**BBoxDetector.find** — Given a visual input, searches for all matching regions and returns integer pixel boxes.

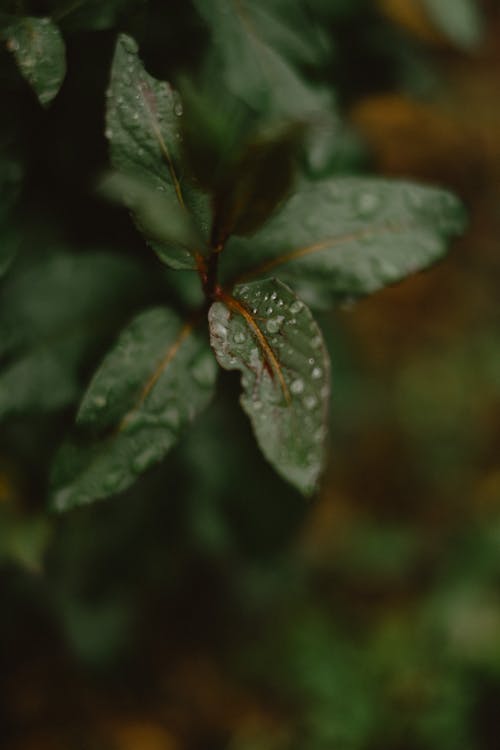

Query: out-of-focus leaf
[420,0,483,50]
[51,307,217,510]
[54,0,142,32]
[211,123,303,246]
[192,0,334,122]
[209,278,329,495]
[180,76,255,191]
[221,177,466,304]
[106,33,209,269]
[0,505,51,572]
[99,172,206,258]
[0,252,147,419]
[4,17,66,106]
[0,151,23,277]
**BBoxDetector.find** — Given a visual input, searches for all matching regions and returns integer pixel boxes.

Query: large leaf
[220,177,466,303]
[51,308,217,510]
[106,33,209,269]
[5,17,66,106]
[192,0,334,122]
[0,252,147,419]
[208,278,330,495]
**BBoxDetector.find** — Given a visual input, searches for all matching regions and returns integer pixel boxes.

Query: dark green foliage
[2,4,492,745]
[0,10,465,503]
[3,16,66,106]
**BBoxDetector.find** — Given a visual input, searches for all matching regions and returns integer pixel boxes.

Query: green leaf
[99,172,206,256]
[421,0,483,50]
[51,307,217,510]
[5,17,66,106]
[192,0,334,122]
[220,177,466,304]
[106,33,209,270]
[179,76,255,192]
[208,278,330,495]
[0,252,147,419]
[210,123,303,247]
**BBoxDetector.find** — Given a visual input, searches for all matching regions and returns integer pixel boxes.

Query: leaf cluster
[0,1,467,509]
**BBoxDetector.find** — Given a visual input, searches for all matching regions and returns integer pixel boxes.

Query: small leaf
[209,278,330,495]
[5,17,66,106]
[51,308,217,510]
[211,123,303,247]
[99,172,206,257]
[221,177,466,303]
[0,252,147,419]
[106,33,209,269]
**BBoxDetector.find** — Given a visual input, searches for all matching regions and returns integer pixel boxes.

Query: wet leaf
[106,34,209,269]
[221,177,466,303]
[51,307,217,510]
[0,252,147,419]
[209,278,329,495]
[5,17,66,106]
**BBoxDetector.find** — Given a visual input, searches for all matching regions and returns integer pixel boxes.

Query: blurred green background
[1,1,500,748]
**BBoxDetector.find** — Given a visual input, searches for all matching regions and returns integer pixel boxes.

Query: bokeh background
[1,0,500,748]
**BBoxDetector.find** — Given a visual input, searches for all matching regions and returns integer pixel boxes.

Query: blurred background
[1,0,500,748]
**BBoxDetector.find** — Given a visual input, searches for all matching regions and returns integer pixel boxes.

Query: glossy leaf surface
[5,17,66,106]
[51,307,217,510]
[106,34,209,269]
[209,278,329,495]
[221,177,466,303]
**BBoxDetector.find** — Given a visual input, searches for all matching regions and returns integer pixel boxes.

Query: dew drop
[311,367,323,380]
[303,395,317,410]
[356,192,380,215]
[211,321,227,339]
[291,378,304,395]
[311,335,322,349]
[92,394,107,410]
[174,100,183,117]
[266,316,283,334]
[233,330,246,344]
[289,300,303,315]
